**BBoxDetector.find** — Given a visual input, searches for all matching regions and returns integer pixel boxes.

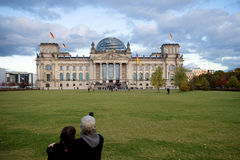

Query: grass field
[0,90,240,160]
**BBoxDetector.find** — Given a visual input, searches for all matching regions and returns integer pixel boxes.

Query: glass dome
[96,37,126,51]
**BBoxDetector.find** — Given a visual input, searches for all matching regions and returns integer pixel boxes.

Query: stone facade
[36,37,183,90]
[186,68,214,81]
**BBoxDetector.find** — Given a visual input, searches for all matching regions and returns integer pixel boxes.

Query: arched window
[45,65,52,70]
[79,73,83,81]
[60,73,63,81]
[133,72,136,80]
[66,73,70,81]
[139,73,143,81]
[73,73,76,81]
[169,65,175,71]
[145,73,150,81]
[86,73,89,81]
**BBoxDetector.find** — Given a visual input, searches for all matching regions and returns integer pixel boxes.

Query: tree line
[188,68,240,91]
[150,66,240,91]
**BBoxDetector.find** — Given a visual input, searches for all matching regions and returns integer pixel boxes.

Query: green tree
[150,67,165,92]
[200,77,210,90]
[226,76,240,88]
[174,66,188,91]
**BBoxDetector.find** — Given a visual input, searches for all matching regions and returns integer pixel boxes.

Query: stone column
[165,63,168,80]
[93,63,96,81]
[142,64,145,81]
[106,63,109,82]
[113,63,115,82]
[53,64,56,87]
[120,63,122,82]
[100,63,102,82]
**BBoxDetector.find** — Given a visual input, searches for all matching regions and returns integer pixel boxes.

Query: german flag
[170,33,173,40]
[62,43,66,48]
[137,55,142,66]
[50,32,54,39]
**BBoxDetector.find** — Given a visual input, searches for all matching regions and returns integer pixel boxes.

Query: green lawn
[0,90,240,160]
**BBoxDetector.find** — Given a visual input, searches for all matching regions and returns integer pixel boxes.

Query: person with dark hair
[47,126,76,160]
[73,115,104,160]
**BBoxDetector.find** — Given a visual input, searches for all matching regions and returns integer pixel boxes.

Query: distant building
[186,68,214,81]
[5,72,34,87]
[36,37,184,90]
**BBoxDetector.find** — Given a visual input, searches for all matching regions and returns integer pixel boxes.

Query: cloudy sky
[0,0,239,73]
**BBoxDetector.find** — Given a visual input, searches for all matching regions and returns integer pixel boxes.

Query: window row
[133,72,150,81]
[132,65,176,71]
[60,65,89,71]
[59,73,89,81]
[45,65,89,71]
[133,65,156,71]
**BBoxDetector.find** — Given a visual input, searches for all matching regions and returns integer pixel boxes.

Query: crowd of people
[47,114,104,160]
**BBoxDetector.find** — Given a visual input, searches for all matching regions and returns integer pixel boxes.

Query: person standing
[73,115,104,160]
[167,88,170,95]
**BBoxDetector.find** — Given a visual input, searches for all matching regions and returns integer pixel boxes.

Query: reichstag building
[36,37,183,90]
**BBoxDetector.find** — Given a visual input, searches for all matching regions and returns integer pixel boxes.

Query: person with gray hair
[73,115,104,160]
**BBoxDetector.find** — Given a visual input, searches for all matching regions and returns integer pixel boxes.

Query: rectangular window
[139,66,142,71]
[145,66,149,70]
[79,66,82,71]
[46,74,50,81]
[133,66,136,71]
[66,66,69,70]
[86,66,89,71]
[152,66,155,71]
[73,66,76,71]
[60,66,63,70]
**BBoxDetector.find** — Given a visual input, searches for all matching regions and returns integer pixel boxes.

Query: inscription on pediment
[94,53,129,60]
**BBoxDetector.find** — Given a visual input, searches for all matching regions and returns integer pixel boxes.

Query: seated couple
[47,115,104,160]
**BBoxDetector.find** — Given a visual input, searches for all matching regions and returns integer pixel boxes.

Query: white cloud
[221,56,240,61]
[0,55,36,73]
[184,53,228,71]
[201,36,207,42]
[185,34,191,39]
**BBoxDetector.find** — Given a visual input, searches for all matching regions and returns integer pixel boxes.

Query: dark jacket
[47,143,74,160]
[73,134,104,160]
